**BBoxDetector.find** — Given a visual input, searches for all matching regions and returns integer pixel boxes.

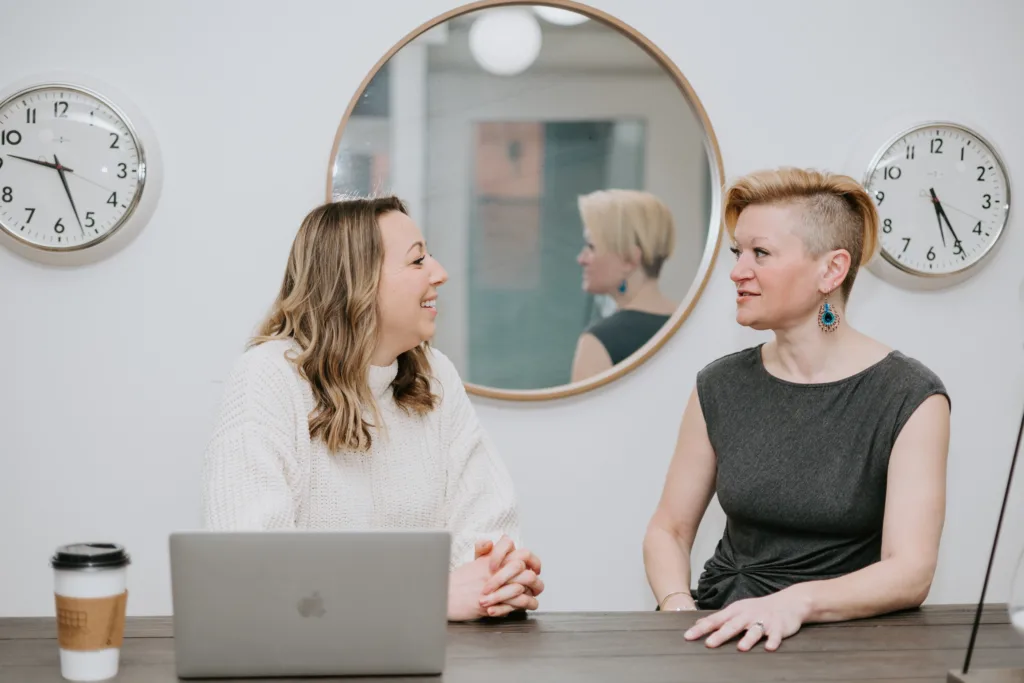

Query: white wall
[2,0,1023,617]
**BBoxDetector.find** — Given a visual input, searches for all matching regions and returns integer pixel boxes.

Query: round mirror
[327,0,724,400]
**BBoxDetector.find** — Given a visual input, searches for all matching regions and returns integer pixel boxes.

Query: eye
[754,248,769,257]
[412,255,426,266]
[729,246,740,258]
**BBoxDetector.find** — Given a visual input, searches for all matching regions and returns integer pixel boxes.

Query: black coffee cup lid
[51,543,130,570]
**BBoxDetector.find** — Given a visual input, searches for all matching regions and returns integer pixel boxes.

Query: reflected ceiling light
[468,8,542,76]
[533,6,590,26]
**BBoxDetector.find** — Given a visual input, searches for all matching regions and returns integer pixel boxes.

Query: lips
[421,298,436,309]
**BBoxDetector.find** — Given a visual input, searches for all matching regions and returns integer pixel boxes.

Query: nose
[577,247,589,266]
[429,256,448,286]
[730,253,753,285]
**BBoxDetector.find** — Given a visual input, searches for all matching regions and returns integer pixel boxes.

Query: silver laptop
[169,530,451,679]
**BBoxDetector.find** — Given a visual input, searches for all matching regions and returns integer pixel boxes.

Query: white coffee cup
[50,543,131,682]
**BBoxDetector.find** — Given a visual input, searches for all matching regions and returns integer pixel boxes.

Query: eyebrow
[406,241,425,255]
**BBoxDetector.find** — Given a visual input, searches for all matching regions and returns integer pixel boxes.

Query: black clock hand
[936,201,963,254]
[930,188,964,256]
[6,154,73,172]
[928,188,946,247]
[53,155,84,234]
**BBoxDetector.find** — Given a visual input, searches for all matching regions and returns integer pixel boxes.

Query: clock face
[0,84,145,251]
[864,123,1010,276]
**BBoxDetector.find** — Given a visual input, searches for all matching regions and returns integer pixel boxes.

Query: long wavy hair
[251,196,438,452]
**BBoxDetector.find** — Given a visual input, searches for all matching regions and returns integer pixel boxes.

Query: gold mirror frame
[326,0,725,401]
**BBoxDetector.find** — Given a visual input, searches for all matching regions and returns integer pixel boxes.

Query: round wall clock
[863,121,1010,280]
[0,77,161,264]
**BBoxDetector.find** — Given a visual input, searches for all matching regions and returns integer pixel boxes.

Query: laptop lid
[169,530,450,679]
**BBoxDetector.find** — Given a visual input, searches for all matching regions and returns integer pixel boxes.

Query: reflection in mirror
[331,3,721,398]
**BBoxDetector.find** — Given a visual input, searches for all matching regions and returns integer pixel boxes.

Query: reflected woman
[571,189,678,382]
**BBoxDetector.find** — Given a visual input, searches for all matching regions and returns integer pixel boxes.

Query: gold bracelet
[658,591,692,610]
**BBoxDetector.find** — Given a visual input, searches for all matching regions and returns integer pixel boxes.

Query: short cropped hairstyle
[723,167,879,300]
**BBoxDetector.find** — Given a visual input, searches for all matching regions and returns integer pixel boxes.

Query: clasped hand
[448,535,544,621]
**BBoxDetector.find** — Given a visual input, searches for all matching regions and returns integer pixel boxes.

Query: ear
[627,244,643,270]
[820,248,852,294]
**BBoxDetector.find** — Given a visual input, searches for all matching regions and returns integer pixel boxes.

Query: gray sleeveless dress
[693,344,949,610]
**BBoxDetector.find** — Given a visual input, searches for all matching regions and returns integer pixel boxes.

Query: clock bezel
[0,82,149,253]
[862,120,1011,279]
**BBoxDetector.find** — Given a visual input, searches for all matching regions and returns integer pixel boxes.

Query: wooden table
[3,605,1023,682]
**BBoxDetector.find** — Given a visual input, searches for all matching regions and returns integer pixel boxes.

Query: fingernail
[488,607,497,616]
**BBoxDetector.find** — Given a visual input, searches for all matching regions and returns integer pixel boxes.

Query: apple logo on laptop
[296,591,326,618]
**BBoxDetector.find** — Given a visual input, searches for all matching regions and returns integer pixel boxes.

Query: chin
[735,311,770,331]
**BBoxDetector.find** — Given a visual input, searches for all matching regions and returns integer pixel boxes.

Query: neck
[614,276,660,310]
[370,342,401,368]
[767,306,857,382]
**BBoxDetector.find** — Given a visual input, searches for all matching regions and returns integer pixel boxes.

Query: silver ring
[751,620,765,633]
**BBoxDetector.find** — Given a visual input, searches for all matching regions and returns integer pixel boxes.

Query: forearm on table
[784,557,935,624]
[643,525,695,604]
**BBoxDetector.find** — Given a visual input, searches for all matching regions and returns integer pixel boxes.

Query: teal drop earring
[818,292,840,333]
[618,279,628,294]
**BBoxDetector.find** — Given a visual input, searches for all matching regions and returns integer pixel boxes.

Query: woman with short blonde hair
[644,168,949,652]
[203,196,544,621]
[573,189,679,381]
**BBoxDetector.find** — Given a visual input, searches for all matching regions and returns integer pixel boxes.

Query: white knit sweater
[201,339,521,569]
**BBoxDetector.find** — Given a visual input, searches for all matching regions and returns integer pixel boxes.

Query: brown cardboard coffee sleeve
[54,591,128,651]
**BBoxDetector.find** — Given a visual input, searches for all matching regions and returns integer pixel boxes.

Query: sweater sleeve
[202,345,302,530]
[432,349,522,569]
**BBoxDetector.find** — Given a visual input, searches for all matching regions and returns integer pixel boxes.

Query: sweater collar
[369,361,398,399]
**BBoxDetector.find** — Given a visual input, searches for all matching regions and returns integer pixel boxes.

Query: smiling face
[376,210,448,356]
[730,202,843,331]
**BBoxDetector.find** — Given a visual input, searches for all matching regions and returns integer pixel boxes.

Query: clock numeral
[874,190,885,205]
[960,147,965,161]
[89,110,95,126]
[1,186,11,203]
[882,218,892,234]
[905,146,915,160]
[883,166,902,180]
[977,166,987,182]
[973,221,983,235]
[953,239,964,256]
[0,129,22,146]
[107,192,117,206]
[926,246,936,261]
[24,207,35,224]
[25,108,37,124]
[0,157,4,170]
[930,138,943,154]
[109,132,119,149]
[901,237,911,253]
[85,211,95,228]
[54,218,65,234]
[53,101,69,119]
[982,194,992,209]
[117,163,127,179]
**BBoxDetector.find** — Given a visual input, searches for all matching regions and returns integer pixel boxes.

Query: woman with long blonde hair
[202,196,543,621]
[643,168,950,651]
